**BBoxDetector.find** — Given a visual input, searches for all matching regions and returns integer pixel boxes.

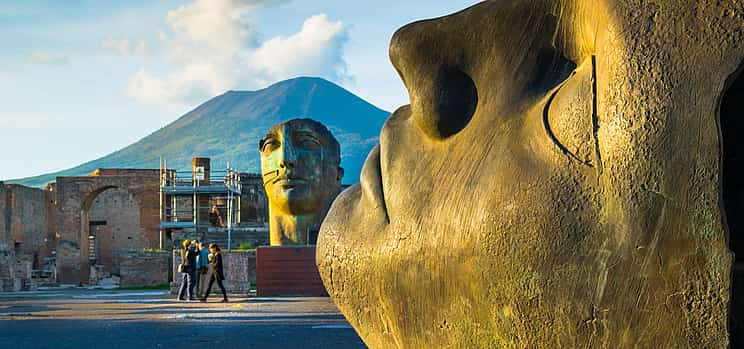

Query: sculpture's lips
[358,143,390,223]
[274,177,307,189]
[356,105,412,224]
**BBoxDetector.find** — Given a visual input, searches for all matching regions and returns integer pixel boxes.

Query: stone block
[119,250,170,287]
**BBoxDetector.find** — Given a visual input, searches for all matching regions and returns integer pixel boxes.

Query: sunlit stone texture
[260,118,344,246]
[317,0,744,347]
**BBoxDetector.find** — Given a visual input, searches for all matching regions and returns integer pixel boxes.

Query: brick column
[192,157,211,229]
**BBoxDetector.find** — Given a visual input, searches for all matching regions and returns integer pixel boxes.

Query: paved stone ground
[0,289,366,349]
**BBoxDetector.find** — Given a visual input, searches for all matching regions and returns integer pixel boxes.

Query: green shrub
[119,283,170,290]
[237,242,256,251]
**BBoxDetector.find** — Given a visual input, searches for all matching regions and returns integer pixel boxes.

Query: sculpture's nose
[278,143,298,169]
[389,12,478,141]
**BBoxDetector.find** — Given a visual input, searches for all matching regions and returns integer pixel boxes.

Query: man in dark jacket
[177,240,198,301]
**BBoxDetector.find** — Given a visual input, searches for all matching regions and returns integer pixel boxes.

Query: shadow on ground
[0,320,366,349]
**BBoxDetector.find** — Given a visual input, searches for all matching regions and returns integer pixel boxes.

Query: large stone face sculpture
[317,0,744,347]
[260,118,343,246]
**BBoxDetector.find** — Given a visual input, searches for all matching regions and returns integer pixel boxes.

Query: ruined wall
[13,254,33,291]
[200,226,270,250]
[222,251,256,292]
[119,250,169,287]
[0,183,8,245]
[238,173,268,227]
[89,188,142,275]
[171,250,256,294]
[55,169,160,285]
[165,196,194,227]
[0,244,15,291]
[4,184,56,268]
[0,245,32,292]
[49,168,272,286]
[0,182,55,292]
[230,227,269,248]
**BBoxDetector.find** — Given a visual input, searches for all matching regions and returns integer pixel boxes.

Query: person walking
[195,241,209,297]
[177,239,198,301]
[194,240,200,297]
[200,243,228,303]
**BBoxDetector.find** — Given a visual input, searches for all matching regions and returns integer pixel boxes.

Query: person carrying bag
[177,240,198,301]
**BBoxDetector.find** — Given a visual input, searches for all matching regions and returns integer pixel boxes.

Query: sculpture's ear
[337,167,344,182]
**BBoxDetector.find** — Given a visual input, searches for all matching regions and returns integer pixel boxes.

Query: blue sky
[0,0,479,180]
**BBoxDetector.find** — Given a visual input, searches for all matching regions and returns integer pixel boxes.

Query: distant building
[0,157,273,290]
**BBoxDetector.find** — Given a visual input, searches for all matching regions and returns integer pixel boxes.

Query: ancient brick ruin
[55,169,161,285]
[0,160,270,291]
[0,182,55,291]
[170,250,256,294]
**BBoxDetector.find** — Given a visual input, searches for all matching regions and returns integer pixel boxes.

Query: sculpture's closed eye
[542,62,596,167]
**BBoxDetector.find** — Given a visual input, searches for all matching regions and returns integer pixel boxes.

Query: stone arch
[82,186,143,279]
[81,185,120,211]
[54,170,161,285]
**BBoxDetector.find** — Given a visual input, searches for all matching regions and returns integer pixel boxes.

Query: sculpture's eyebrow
[293,128,324,142]
[263,131,279,140]
[259,130,281,150]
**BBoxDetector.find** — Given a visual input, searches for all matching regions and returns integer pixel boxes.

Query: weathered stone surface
[0,244,16,292]
[0,183,8,246]
[260,119,343,245]
[0,244,32,292]
[318,1,744,347]
[55,169,161,285]
[0,182,55,291]
[5,184,56,263]
[89,187,142,276]
[171,250,256,294]
[0,183,56,268]
[222,250,257,292]
[238,173,269,228]
[119,251,169,287]
[13,253,34,291]
[202,226,270,251]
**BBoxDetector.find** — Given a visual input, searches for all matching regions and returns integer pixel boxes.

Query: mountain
[9,77,390,188]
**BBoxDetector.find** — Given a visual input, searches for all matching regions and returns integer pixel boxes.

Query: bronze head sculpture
[317,0,744,347]
[260,118,343,246]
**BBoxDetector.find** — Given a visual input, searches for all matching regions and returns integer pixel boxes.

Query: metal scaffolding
[158,158,241,250]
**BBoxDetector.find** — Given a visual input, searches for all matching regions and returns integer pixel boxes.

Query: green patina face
[259,118,343,245]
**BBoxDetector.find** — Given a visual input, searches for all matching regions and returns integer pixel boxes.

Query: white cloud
[124,0,349,105]
[250,14,349,86]
[29,51,67,65]
[127,64,228,104]
[164,0,255,57]
[102,38,148,55]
